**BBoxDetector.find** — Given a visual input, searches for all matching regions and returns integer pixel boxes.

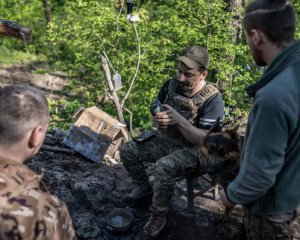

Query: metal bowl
[107,208,133,232]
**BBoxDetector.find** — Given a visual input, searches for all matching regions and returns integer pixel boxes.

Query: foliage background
[1,0,300,130]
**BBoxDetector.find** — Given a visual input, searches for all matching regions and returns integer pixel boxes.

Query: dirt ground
[27,146,300,240]
[1,64,300,240]
[28,147,247,240]
[0,63,74,100]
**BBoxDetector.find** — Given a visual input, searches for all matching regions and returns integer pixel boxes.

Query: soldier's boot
[122,182,153,206]
[143,210,167,237]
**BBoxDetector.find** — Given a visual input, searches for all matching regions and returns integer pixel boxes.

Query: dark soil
[27,148,247,240]
[27,146,300,240]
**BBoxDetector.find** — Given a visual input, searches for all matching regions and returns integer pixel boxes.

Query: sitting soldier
[0,85,76,239]
[120,45,224,238]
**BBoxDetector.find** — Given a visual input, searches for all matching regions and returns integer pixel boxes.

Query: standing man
[0,85,76,239]
[120,45,224,238]
[220,0,300,239]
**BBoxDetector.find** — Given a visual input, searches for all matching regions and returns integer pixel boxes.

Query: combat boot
[122,182,153,206]
[143,210,167,237]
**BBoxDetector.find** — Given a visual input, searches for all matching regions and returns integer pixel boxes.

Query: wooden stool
[176,171,219,212]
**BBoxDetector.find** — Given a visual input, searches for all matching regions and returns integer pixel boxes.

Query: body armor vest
[164,78,219,146]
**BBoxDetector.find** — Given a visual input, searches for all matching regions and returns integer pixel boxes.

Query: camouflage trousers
[119,131,207,212]
[244,210,294,240]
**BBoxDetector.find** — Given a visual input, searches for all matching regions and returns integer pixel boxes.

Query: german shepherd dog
[200,119,243,219]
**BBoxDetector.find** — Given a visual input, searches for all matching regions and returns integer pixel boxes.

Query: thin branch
[116,0,125,72]
[103,51,116,74]
[206,0,211,48]
[100,54,114,91]
[117,0,125,20]
[107,92,114,100]
[124,107,133,139]
[140,40,153,58]
[121,22,141,107]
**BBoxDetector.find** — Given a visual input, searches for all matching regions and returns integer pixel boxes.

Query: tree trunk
[42,0,52,24]
[225,0,243,45]
[219,0,243,90]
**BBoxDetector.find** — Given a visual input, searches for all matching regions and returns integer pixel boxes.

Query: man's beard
[251,45,267,66]
[178,83,191,95]
[178,83,189,90]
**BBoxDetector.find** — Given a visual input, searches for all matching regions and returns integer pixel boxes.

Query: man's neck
[188,80,206,97]
[0,146,25,164]
[264,41,294,65]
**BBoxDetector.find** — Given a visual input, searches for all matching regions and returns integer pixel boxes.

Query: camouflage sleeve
[0,188,76,240]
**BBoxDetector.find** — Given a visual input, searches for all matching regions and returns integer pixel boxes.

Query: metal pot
[106,208,133,232]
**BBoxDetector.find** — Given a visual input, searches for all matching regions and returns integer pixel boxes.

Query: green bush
[1,0,300,129]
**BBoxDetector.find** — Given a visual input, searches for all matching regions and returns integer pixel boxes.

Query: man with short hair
[0,20,76,239]
[0,85,76,239]
[120,45,224,238]
[220,0,300,239]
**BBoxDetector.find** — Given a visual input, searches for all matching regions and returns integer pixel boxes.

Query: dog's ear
[225,125,239,139]
[224,125,242,150]
[207,117,221,135]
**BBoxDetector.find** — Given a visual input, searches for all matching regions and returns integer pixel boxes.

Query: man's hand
[153,104,186,131]
[219,188,235,209]
[152,104,207,146]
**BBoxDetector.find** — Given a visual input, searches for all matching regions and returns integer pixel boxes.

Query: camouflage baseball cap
[178,45,209,69]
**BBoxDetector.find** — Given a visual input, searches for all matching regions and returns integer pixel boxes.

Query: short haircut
[0,85,49,146]
[243,0,296,47]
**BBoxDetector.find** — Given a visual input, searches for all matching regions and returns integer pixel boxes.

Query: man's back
[0,27,76,239]
[0,156,76,240]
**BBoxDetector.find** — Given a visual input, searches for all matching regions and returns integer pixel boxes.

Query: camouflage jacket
[0,156,76,240]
